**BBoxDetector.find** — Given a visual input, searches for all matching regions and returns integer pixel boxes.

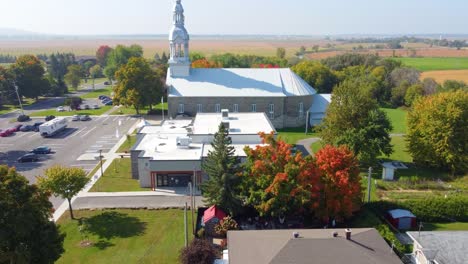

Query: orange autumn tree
[240,132,320,217]
[191,58,220,68]
[314,145,362,222]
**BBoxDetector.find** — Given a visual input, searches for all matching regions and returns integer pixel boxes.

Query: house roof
[308,93,331,113]
[203,205,227,224]
[167,68,317,97]
[407,231,468,264]
[388,209,416,219]
[227,228,402,264]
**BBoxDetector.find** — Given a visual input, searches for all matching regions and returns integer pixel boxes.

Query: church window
[251,104,257,112]
[299,102,304,117]
[215,104,221,113]
[197,104,203,113]
[233,104,239,113]
[269,104,274,119]
[178,103,185,113]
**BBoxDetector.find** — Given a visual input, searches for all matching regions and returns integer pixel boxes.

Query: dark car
[80,115,91,121]
[17,153,39,163]
[0,129,13,137]
[103,100,113,106]
[31,146,51,154]
[17,115,30,122]
[84,104,90,110]
[20,125,34,132]
[45,115,55,121]
[175,112,191,119]
[11,124,23,131]
[104,81,110,85]
[32,122,44,132]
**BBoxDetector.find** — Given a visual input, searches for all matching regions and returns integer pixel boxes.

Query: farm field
[307,48,468,60]
[397,57,468,71]
[421,69,468,84]
[56,209,192,264]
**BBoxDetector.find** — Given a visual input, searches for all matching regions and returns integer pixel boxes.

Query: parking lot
[0,115,137,207]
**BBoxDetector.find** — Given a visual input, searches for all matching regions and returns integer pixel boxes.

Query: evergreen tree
[201,123,242,215]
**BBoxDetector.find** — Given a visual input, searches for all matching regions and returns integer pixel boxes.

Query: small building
[386,209,416,230]
[226,228,402,264]
[382,161,408,181]
[203,205,227,236]
[406,231,468,264]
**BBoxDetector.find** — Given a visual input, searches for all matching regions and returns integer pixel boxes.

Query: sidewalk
[73,195,204,210]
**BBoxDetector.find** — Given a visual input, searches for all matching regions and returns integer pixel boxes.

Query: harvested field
[421,70,468,84]
[307,48,468,60]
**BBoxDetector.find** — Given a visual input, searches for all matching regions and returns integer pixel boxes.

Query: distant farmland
[421,70,468,84]
[397,57,468,71]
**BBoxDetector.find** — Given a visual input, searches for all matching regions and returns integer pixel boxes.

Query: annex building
[131,111,275,189]
[166,0,329,129]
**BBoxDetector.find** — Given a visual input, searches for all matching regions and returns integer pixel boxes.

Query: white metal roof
[167,68,316,97]
[388,209,416,218]
[308,94,331,113]
[192,112,276,135]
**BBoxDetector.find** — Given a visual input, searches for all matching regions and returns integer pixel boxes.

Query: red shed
[203,205,227,225]
[386,209,416,230]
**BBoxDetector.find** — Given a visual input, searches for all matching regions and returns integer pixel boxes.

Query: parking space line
[28,133,39,138]
[81,126,97,138]
[15,133,28,139]
[102,117,110,123]
[112,117,119,122]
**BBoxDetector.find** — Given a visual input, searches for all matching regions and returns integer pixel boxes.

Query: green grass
[56,209,193,264]
[423,222,468,231]
[396,57,468,71]
[310,140,323,155]
[381,108,407,134]
[87,162,103,178]
[80,86,113,99]
[381,136,412,163]
[29,106,113,117]
[276,127,318,144]
[110,103,168,116]
[117,135,137,153]
[0,98,36,115]
[90,158,150,192]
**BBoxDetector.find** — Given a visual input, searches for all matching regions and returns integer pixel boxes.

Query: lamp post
[161,96,165,121]
[99,149,103,191]
[14,84,25,116]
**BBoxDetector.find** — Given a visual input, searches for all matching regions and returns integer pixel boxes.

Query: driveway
[296,137,320,156]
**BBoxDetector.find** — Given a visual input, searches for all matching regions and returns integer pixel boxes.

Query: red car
[11,124,22,132]
[0,129,13,137]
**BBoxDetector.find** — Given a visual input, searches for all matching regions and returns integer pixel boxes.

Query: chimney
[345,229,351,240]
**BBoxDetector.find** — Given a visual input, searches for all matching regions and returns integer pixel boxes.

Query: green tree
[404,83,424,106]
[319,77,393,164]
[440,80,468,92]
[10,55,50,100]
[201,123,242,215]
[0,165,64,264]
[104,44,143,80]
[89,64,102,90]
[114,57,163,114]
[276,47,286,59]
[0,66,16,106]
[407,91,468,174]
[291,61,338,93]
[64,64,83,90]
[38,165,88,219]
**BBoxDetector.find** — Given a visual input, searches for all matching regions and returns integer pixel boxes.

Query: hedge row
[366,195,468,222]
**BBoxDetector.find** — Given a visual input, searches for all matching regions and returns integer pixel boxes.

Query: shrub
[197,227,205,238]
[214,216,239,237]
[180,239,218,264]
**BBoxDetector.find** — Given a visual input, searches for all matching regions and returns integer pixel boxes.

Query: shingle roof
[167,68,316,97]
[407,231,468,264]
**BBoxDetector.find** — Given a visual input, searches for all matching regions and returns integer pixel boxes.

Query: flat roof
[202,144,266,158]
[193,112,276,135]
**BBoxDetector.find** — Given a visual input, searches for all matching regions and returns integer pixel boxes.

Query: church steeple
[168,0,190,77]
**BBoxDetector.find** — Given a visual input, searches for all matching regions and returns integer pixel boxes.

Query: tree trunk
[67,198,74,219]
[92,78,95,90]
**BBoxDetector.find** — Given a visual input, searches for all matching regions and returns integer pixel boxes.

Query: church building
[166,0,323,129]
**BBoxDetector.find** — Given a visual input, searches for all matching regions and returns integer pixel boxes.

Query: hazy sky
[1,0,467,35]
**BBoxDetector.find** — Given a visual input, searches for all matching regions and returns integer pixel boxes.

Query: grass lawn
[117,135,137,153]
[397,57,468,71]
[381,108,407,134]
[423,222,468,231]
[381,136,412,163]
[29,106,113,117]
[56,209,193,264]
[310,140,323,155]
[0,98,36,115]
[110,103,168,116]
[276,127,318,145]
[80,86,113,99]
[90,158,150,192]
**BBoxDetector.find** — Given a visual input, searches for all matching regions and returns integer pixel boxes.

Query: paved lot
[0,115,137,208]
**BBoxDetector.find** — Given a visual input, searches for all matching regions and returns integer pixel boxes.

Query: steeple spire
[168,0,190,77]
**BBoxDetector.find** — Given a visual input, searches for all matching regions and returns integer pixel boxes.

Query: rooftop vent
[221,109,229,120]
[345,229,352,240]
[221,121,230,131]
[176,136,191,149]
[292,232,299,239]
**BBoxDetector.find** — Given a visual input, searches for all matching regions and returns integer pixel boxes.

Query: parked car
[56,106,65,112]
[175,112,191,119]
[6,127,17,133]
[103,100,113,106]
[20,125,34,132]
[12,124,23,132]
[92,104,100,109]
[75,105,82,111]
[0,129,13,137]
[84,105,90,110]
[104,81,110,85]
[98,95,110,100]
[17,115,30,122]
[71,115,81,121]
[45,115,55,121]
[31,146,51,154]
[80,115,91,121]
[17,153,39,163]
[32,122,44,132]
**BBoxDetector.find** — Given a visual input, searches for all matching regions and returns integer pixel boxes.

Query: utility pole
[161,96,165,121]
[305,111,309,135]
[367,167,372,203]
[14,84,25,116]
[184,202,188,247]
[189,182,194,235]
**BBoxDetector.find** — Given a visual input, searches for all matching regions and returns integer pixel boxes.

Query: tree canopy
[10,55,50,99]
[291,61,338,93]
[104,44,143,80]
[407,90,468,174]
[0,165,64,264]
[64,64,83,90]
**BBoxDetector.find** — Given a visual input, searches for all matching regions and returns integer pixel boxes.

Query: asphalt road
[0,115,137,208]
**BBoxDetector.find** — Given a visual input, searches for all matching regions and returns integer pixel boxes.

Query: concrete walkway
[296,137,320,156]
[73,195,204,210]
